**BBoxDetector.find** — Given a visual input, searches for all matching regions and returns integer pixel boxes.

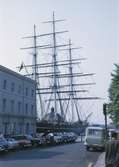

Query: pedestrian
[105,131,119,167]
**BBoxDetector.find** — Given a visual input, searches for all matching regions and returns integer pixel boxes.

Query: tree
[108,64,119,124]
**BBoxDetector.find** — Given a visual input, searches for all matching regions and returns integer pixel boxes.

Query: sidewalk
[94,152,105,167]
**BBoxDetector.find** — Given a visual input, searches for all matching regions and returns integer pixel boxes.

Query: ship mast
[69,39,74,122]
[68,39,82,122]
[33,25,37,118]
[20,25,50,120]
[52,12,58,117]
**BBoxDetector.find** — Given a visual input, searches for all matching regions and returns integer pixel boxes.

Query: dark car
[25,135,41,146]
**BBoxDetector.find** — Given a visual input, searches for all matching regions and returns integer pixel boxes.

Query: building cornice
[0,65,35,84]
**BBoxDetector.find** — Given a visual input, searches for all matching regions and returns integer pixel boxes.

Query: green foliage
[108,64,119,124]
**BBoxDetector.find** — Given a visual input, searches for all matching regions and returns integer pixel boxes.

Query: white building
[0,65,36,136]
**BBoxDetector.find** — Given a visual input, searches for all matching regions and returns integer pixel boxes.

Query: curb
[93,152,105,167]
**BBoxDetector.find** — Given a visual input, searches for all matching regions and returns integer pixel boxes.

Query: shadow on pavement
[0,149,64,161]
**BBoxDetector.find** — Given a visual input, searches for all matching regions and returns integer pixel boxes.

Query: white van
[84,126,105,151]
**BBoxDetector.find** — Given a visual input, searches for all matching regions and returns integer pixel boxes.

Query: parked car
[36,133,47,145]
[6,138,19,150]
[11,135,32,148]
[0,145,6,153]
[0,137,8,151]
[67,132,77,142]
[39,132,53,145]
[62,132,69,143]
[45,133,54,144]
[53,132,62,144]
[25,135,42,146]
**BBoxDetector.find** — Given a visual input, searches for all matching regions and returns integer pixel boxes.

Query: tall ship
[18,13,99,128]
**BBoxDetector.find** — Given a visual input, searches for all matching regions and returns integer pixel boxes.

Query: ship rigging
[18,12,99,125]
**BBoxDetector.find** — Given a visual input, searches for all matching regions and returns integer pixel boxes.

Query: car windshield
[88,129,103,137]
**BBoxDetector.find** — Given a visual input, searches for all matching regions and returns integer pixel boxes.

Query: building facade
[0,65,36,136]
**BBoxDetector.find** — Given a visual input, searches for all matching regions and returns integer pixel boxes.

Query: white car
[53,133,62,144]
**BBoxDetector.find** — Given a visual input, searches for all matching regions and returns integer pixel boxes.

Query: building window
[18,85,21,94]
[3,80,7,89]
[31,105,34,114]
[19,123,23,134]
[26,88,28,96]
[10,100,14,113]
[11,82,15,92]
[31,89,34,97]
[13,122,16,135]
[3,122,9,135]
[25,103,28,114]
[2,98,6,112]
[18,102,21,113]
[26,123,29,134]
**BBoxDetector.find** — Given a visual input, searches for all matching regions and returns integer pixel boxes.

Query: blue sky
[0,0,119,123]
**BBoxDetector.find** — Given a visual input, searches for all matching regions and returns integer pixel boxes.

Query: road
[0,142,101,167]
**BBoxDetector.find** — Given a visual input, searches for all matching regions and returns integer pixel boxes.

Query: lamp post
[103,103,108,140]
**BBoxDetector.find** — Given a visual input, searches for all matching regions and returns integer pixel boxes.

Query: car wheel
[86,146,90,151]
